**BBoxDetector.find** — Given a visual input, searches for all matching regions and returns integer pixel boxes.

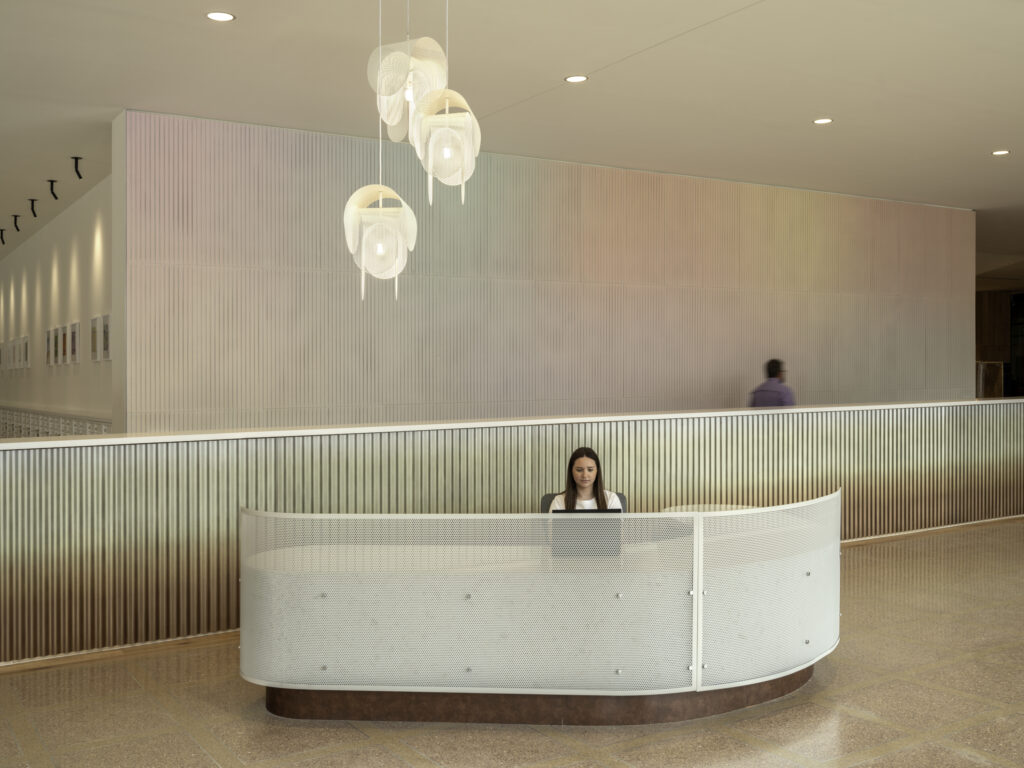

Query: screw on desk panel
[616,593,623,599]
[688,665,694,671]
[319,593,327,598]
[806,571,811,576]
[615,669,623,675]
[466,667,472,672]
[321,665,328,671]
[805,640,810,644]
[465,594,472,599]
[702,663,708,669]
[688,590,694,595]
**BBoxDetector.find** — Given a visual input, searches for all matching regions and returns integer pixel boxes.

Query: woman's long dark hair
[563,446,607,510]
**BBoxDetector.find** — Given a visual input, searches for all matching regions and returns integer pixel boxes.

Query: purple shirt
[749,378,795,408]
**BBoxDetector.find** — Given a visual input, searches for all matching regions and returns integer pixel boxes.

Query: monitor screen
[550,510,622,556]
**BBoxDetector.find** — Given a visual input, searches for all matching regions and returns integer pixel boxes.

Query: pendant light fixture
[343,185,416,299]
[344,0,417,300]
[365,0,480,205]
[409,88,480,205]
[411,0,480,204]
[368,36,447,143]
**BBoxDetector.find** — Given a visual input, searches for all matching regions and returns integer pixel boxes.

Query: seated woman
[550,446,621,510]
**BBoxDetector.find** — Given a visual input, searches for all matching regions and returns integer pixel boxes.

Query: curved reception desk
[239,490,840,724]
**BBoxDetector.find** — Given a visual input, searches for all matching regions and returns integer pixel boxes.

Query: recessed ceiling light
[565,75,588,84]
[206,11,235,22]
[813,117,833,125]
[992,149,1010,156]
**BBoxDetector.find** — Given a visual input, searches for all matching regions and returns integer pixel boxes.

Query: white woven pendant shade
[409,88,481,204]
[343,184,417,299]
[367,37,447,143]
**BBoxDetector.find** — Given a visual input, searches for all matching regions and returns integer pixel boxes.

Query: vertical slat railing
[1,400,1022,663]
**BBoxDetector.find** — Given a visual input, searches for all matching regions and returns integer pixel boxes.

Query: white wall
[0,177,112,421]
[119,112,975,433]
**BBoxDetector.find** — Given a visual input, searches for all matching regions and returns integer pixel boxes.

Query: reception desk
[240,490,841,724]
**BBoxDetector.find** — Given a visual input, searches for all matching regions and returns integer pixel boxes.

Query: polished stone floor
[1,519,1022,768]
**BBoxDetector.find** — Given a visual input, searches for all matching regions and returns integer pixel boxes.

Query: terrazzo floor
[1,519,1022,768]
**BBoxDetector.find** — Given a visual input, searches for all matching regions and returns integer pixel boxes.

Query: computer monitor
[550,509,622,557]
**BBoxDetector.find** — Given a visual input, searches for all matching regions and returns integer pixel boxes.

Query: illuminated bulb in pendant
[425,126,466,204]
[376,242,386,256]
[405,86,414,102]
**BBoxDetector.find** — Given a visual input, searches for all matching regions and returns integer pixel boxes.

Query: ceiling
[2,0,1023,283]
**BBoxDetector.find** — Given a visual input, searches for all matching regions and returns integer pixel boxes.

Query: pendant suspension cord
[398,0,407,305]
[445,0,449,80]
[378,0,383,188]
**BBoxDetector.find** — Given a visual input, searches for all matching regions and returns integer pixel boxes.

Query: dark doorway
[1009,294,1024,397]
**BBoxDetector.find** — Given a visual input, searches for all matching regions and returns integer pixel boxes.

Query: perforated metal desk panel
[240,491,840,696]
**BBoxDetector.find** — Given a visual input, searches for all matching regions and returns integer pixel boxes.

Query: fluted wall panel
[121,112,975,432]
[2,400,1022,663]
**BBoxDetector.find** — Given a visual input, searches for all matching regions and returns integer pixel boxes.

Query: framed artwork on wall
[61,326,68,365]
[14,338,21,368]
[22,336,29,368]
[102,314,111,361]
[91,317,100,361]
[70,322,79,364]
[53,328,61,365]
[46,329,52,365]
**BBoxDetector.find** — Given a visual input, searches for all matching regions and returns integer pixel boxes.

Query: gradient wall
[117,112,975,433]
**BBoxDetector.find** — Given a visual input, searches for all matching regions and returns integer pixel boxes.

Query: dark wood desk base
[266,665,813,725]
